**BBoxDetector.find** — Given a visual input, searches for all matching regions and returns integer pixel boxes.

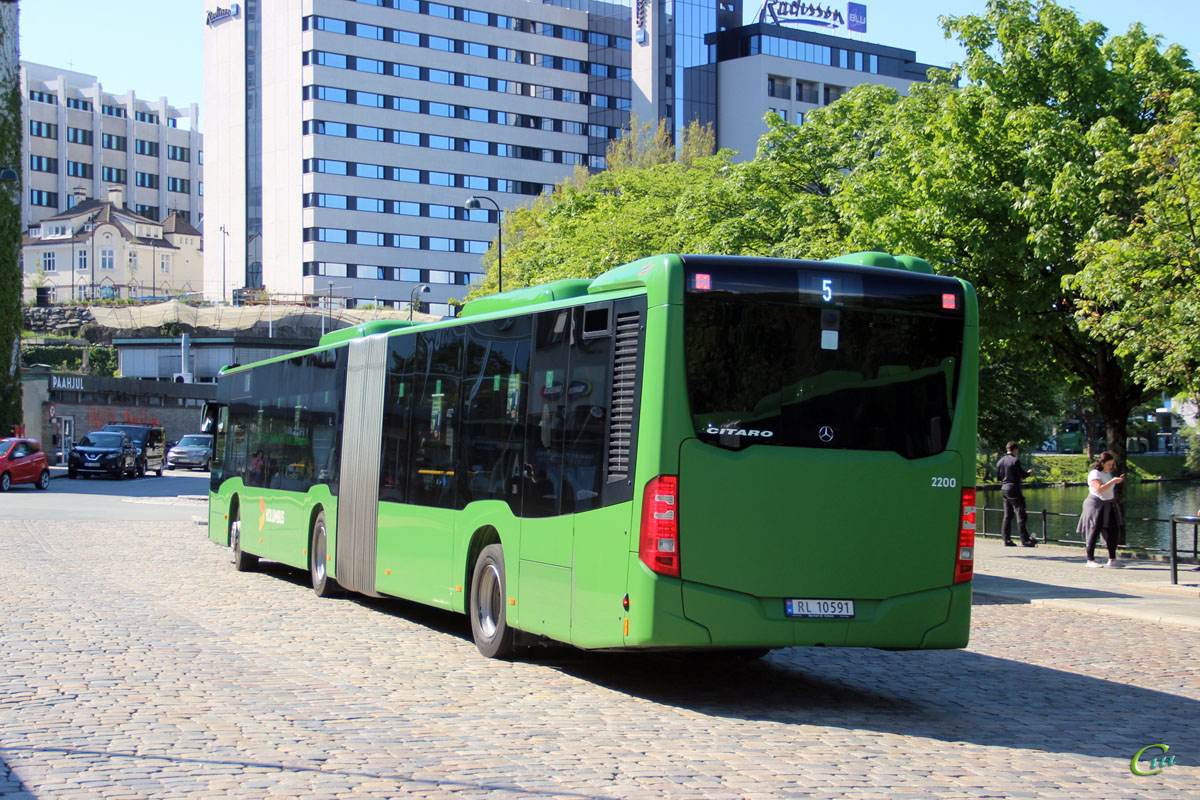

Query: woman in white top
[1075,451,1125,567]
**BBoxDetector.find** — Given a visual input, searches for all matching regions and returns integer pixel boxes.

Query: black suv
[68,431,137,480]
[102,424,166,477]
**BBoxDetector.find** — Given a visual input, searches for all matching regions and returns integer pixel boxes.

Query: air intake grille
[608,310,640,482]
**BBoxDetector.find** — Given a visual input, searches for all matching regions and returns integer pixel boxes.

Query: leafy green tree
[1069,92,1200,396]
[830,0,1200,475]
[0,4,23,433]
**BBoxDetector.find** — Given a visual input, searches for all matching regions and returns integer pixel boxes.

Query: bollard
[1171,517,1179,585]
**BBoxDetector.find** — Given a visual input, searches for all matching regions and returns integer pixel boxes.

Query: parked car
[68,431,137,480]
[102,424,165,477]
[167,433,214,471]
[0,437,51,491]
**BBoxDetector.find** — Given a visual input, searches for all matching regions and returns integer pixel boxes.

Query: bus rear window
[684,261,964,459]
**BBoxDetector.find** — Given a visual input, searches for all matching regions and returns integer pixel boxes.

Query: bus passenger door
[569,300,644,649]
[518,309,574,640]
[335,334,388,597]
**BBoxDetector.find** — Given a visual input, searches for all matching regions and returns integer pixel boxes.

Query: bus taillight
[639,475,680,578]
[955,487,976,583]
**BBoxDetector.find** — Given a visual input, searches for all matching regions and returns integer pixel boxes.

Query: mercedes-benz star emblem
[818,426,835,443]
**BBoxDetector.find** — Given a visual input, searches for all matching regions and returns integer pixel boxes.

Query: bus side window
[524,310,571,518]
[461,316,532,511]
[564,304,612,513]
[407,328,463,510]
[380,335,416,503]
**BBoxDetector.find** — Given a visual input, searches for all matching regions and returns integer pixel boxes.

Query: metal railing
[976,505,1200,572]
[1169,515,1200,585]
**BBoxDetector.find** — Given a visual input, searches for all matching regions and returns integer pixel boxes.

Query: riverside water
[976,480,1200,552]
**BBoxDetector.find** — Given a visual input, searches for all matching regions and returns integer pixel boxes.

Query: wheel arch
[227,492,241,544]
[463,525,503,614]
[308,503,327,560]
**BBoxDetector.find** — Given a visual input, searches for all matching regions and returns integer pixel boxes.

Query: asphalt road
[1,482,1198,798]
[0,469,209,522]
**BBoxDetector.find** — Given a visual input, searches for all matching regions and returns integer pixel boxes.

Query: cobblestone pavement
[2,518,1198,799]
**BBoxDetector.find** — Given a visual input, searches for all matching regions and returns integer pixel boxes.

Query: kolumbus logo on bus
[258,497,285,531]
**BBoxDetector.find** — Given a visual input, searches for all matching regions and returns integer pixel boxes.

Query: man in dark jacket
[996,441,1037,547]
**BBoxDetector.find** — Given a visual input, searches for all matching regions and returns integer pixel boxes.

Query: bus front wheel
[231,505,258,571]
[469,544,515,659]
[310,510,339,598]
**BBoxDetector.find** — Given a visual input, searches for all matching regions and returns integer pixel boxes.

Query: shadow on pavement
[49,471,210,499]
[536,638,1199,764]
[0,756,33,799]
[242,560,1198,766]
[974,574,1139,600]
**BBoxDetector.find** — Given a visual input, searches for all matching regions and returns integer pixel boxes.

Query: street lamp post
[464,195,502,293]
[409,283,430,321]
[218,224,229,303]
[322,282,352,336]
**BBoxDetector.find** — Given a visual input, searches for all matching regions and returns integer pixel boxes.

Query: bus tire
[469,544,516,659]
[310,510,338,598]
[231,504,258,571]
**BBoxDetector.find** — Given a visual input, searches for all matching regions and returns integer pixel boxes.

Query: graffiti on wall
[86,407,163,432]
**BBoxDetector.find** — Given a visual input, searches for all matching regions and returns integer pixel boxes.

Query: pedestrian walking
[996,442,1037,547]
[1076,451,1124,568]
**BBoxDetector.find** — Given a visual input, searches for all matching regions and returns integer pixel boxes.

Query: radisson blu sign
[206,3,240,26]
[758,1,867,34]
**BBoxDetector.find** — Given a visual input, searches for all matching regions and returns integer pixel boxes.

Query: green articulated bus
[204,252,979,658]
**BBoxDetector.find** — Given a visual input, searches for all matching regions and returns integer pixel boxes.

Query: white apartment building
[21,187,205,303]
[203,0,632,314]
[19,62,203,233]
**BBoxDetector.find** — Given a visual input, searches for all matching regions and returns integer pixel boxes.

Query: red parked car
[0,438,51,491]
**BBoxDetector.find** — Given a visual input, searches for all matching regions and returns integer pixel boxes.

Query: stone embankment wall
[23,306,96,337]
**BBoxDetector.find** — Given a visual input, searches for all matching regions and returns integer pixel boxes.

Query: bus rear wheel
[470,544,515,659]
[310,510,338,598]
[231,505,258,571]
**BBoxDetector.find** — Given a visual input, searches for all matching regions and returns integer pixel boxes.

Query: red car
[0,438,51,491]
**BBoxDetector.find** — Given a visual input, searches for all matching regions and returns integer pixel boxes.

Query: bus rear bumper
[679,580,972,650]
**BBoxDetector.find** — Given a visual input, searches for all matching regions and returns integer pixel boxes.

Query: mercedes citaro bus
[204,252,978,658]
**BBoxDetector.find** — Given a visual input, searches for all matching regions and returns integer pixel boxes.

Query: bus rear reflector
[955,487,976,584]
[639,475,680,578]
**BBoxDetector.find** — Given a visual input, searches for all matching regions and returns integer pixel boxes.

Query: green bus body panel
[209,480,336,571]
[520,513,572,567]
[624,553,712,647]
[376,502,455,608]
[920,583,972,648]
[825,251,933,274]
[459,279,593,318]
[676,444,965,599]
[680,581,956,648]
[318,320,418,348]
[587,254,684,308]
[517,560,572,640]
[571,503,636,648]
[208,489,226,544]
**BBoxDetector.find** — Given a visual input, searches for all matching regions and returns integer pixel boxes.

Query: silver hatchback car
[167,433,214,471]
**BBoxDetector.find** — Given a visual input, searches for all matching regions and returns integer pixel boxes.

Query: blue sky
[17,1,1200,120]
